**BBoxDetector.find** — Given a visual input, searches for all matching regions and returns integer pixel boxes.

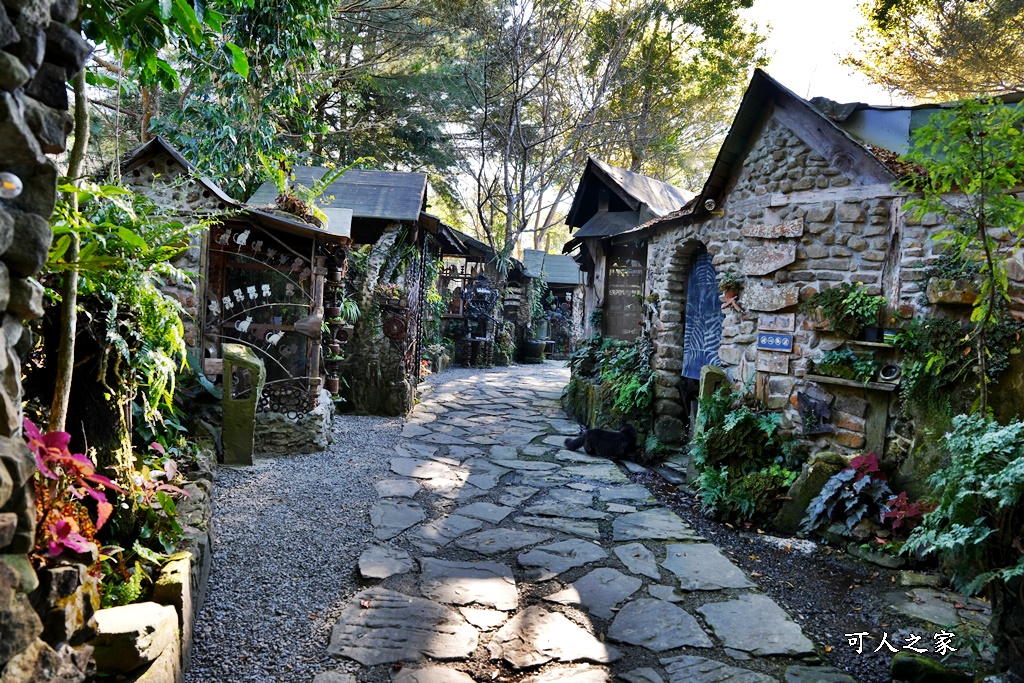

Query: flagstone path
[318,363,857,683]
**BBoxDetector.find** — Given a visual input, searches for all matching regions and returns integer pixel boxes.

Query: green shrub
[800,282,887,337]
[690,385,802,522]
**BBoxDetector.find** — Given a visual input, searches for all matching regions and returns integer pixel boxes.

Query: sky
[741,0,914,106]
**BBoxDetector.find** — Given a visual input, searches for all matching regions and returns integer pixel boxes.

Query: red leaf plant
[26,418,124,563]
[882,491,937,533]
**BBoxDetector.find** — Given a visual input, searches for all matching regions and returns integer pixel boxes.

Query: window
[603,243,646,340]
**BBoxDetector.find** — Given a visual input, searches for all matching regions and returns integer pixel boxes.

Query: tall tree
[847,0,1024,100]
[434,0,762,266]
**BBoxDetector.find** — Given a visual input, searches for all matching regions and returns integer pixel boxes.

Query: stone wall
[0,0,94,679]
[644,116,936,457]
[124,149,228,355]
[254,389,335,454]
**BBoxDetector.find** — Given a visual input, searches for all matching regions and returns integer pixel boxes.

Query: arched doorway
[680,246,724,434]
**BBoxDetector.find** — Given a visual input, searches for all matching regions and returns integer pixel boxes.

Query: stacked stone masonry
[0,0,93,679]
[644,116,1000,461]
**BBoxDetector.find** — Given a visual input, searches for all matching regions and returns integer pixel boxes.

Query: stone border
[90,445,216,682]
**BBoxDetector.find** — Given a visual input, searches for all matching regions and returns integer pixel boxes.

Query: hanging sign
[757,332,793,352]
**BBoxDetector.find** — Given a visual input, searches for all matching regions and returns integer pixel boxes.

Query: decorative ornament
[267,248,278,259]
[299,267,312,281]
[285,283,296,297]
[261,284,272,298]
[216,230,233,245]
[266,330,285,346]
[234,316,253,333]
[233,288,245,303]
[208,298,221,316]
[233,229,251,246]
[247,285,258,300]
[222,296,234,311]
[252,240,264,253]
[383,316,407,340]
[0,172,23,198]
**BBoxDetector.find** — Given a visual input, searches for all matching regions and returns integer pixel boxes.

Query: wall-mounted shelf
[804,373,899,393]
[845,340,894,349]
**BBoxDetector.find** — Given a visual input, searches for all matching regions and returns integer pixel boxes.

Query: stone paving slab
[561,463,630,484]
[698,594,815,657]
[543,567,642,619]
[515,515,601,539]
[523,666,611,682]
[327,587,478,666]
[522,503,608,520]
[391,666,476,683]
[517,539,610,581]
[374,479,422,498]
[607,598,713,651]
[458,606,508,630]
[455,528,552,556]
[661,543,755,591]
[613,509,703,542]
[456,501,515,523]
[498,485,539,507]
[660,655,776,683]
[390,457,455,479]
[491,459,561,471]
[358,545,414,579]
[409,515,484,551]
[540,488,594,506]
[487,605,621,669]
[598,485,656,503]
[621,668,665,683]
[418,557,518,610]
[614,542,661,580]
[370,501,426,540]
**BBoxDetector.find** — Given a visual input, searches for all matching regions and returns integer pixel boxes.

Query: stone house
[565,69,1024,475]
[562,156,692,341]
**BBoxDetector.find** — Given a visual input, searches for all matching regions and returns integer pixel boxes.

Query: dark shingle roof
[522,249,582,285]
[248,166,428,222]
[573,210,641,239]
[589,158,693,216]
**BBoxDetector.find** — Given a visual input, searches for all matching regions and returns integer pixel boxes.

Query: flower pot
[325,376,341,394]
[326,341,342,356]
[862,327,883,343]
[329,269,343,282]
[522,339,546,364]
[325,306,342,319]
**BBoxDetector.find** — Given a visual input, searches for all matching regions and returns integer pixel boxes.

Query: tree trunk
[49,67,89,432]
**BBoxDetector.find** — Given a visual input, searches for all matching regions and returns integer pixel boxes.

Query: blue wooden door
[682,250,724,379]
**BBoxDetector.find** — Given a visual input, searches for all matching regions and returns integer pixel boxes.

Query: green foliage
[901,97,1024,413]
[690,385,803,522]
[494,321,516,366]
[814,349,878,383]
[892,315,1024,410]
[48,184,205,419]
[802,453,894,537]
[566,334,655,445]
[82,0,250,90]
[922,252,982,282]
[801,282,887,337]
[904,414,1024,596]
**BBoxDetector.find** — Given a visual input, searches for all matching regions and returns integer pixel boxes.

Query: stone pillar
[221,343,266,466]
[1,0,93,678]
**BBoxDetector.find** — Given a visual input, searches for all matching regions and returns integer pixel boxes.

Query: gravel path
[185,367,509,683]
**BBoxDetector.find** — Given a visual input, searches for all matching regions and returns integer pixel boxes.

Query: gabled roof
[564,157,693,230]
[619,68,900,239]
[248,166,428,222]
[120,137,352,243]
[522,249,582,285]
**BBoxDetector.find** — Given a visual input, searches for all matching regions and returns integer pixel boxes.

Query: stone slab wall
[644,116,946,457]
[0,0,95,679]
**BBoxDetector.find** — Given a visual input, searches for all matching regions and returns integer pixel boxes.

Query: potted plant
[718,271,743,297]
[374,283,404,307]
[325,305,343,319]
[325,339,342,356]
[800,282,887,338]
